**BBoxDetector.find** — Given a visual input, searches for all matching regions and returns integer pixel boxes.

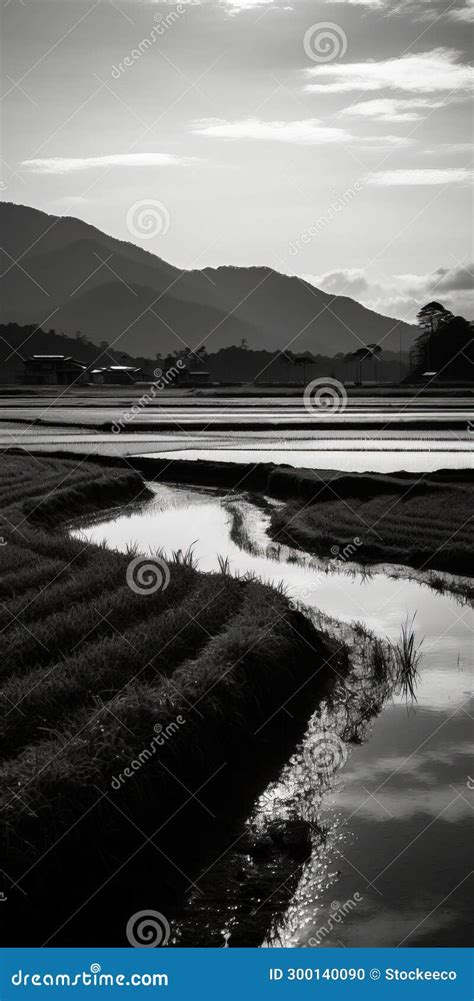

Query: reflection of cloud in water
[341,742,474,790]
[302,903,460,949]
[334,785,472,823]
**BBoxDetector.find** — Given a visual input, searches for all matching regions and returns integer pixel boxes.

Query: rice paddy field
[268,475,474,576]
[1,448,472,949]
[0,452,345,946]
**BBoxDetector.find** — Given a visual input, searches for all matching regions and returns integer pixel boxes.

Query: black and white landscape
[0,0,472,957]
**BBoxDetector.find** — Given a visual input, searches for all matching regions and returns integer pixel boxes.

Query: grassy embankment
[127,457,473,580]
[0,453,345,946]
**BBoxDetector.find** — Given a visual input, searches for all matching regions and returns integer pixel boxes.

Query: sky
[1,0,473,321]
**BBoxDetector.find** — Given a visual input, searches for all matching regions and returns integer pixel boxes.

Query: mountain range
[0,202,417,360]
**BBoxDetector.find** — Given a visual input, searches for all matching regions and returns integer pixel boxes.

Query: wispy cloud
[192,117,351,144]
[219,0,283,10]
[327,0,473,19]
[341,97,445,122]
[423,142,473,155]
[192,117,412,146]
[368,168,473,185]
[305,49,473,94]
[20,153,194,174]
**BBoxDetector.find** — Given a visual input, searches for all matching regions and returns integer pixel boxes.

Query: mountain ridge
[0,202,417,359]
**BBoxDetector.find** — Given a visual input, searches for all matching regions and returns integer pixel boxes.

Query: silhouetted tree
[410,302,473,380]
[367,343,382,381]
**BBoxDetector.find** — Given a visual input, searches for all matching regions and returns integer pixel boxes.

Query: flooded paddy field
[1,388,472,472]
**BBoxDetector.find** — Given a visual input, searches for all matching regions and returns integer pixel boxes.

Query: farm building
[24,355,87,386]
[91,365,143,385]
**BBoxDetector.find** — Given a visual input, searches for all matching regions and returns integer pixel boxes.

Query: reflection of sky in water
[141,446,472,474]
[75,483,472,652]
[73,484,473,948]
[280,696,473,948]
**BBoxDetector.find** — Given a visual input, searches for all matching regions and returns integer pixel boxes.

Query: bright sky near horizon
[2,0,473,321]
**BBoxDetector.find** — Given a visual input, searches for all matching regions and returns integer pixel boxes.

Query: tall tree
[367,343,382,382]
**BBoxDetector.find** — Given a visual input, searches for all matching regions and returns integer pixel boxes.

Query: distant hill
[0,202,417,359]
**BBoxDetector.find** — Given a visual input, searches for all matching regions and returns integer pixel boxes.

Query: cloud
[341,97,445,122]
[306,263,474,321]
[368,168,473,185]
[308,268,371,298]
[219,0,283,9]
[192,117,412,146]
[192,117,352,144]
[20,153,193,174]
[449,1,474,20]
[305,48,473,94]
[422,143,473,155]
[327,0,473,18]
[434,263,473,292]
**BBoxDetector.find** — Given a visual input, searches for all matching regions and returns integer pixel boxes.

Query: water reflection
[141,445,472,474]
[73,483,473,947]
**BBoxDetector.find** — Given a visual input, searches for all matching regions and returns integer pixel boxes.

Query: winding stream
[73,482,473,948]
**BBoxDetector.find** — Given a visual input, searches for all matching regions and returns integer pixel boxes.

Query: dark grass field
[268,480,473,576]
[0,453,343,946]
